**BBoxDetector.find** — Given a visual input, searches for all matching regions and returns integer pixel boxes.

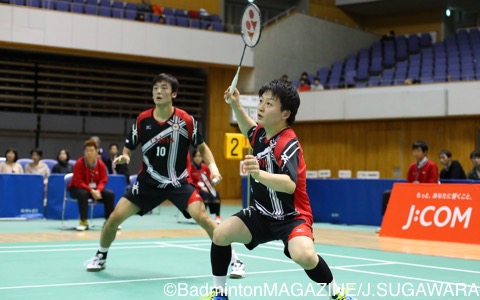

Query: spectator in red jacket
[378,141,438,233]
[69,139,115,231]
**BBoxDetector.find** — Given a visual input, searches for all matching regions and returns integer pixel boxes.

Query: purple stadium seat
[380,69,394,86]
[176,17,189,27]
[407,34,420,54]
[70,2,84,13]
[419,33,432,48]
[111,6,123,18]
[56,1,70,11]
[317,67,329,86]
[395,36,408,61]
[212,22,225,32]
[99,0,110,6]
[41,0,54,9]
[190,19,200,28]
[84,4,97,15]
[13,0,26,6]
[124,8,137,20]
[27,0,40,7]
[99,6,110,17]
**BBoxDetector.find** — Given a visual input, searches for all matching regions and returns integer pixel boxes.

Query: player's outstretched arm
[224,87,256,137]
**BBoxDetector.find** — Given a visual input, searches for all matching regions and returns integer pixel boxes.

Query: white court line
[0,240,478,291]
[0,268,305,290]
[2,239,479,276]
[259,243,480,275]
[335,267,479,288]
[0,239,210,249]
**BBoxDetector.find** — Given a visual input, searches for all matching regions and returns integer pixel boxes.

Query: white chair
[68,159,76,167]
[0,157,5,163]
[17,158,33,170]
[40,159,57,173]
[61,173,102,229]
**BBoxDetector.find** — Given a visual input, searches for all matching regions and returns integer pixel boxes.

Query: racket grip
[226,67,240,104]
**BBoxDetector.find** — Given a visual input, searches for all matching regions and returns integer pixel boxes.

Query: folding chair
[40,158,57,173]
[61,173,103,229]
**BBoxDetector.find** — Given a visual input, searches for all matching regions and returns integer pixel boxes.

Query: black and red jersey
[247,125,312,224]
[125,108,204,189]
[189,162,210,190]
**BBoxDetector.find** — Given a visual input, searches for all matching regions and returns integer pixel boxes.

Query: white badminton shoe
[229,259,245,278]
[85,252,107,272]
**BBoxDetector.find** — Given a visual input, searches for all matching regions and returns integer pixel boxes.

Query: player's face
[152,80,176,106]
[257,91,288,129]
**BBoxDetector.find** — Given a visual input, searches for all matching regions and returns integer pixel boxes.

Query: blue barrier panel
[242,177,405,226]
[0,174,44,218]
[45,174,126,220]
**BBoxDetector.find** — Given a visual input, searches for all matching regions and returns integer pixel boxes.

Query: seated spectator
[378,141,438,233]
[136,0,152,21]
[438,149,466,180]
[189,149,222,224]
[467,150,480,180]
[90,136,108,162]
[52,149,73,174]
[297,78,311,92]
[300,71,311,85]
[381,30,396,42]
[25,149,50,186]
[152,4,162,15]
[310,77,324,91]
[404,78,421,85]
[103,143,130,184]
[69,139,115,231]
[280,74,290,83]
[0,148,23,173]
[157,14,166,24]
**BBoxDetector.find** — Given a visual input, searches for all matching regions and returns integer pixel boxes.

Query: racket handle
[226,67,241,104]
[212,178,219,185]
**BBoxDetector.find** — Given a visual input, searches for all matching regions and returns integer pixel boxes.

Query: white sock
[329,279,343,298]
[213,275,227,293]
[99,246,109,253]
[231,249,239,262]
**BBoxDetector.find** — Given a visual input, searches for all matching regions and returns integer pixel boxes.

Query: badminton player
[201,79,356,300]
[84,73,245,278]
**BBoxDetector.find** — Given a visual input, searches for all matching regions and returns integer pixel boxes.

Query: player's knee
[212,225,230,245]
[290,247,317,268]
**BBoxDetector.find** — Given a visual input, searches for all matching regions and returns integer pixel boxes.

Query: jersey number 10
[156,146,166,157]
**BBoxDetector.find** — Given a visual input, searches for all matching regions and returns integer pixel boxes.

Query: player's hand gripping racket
[226,3,262,103]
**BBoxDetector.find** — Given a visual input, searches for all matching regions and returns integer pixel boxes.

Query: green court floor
[0,206,479,299]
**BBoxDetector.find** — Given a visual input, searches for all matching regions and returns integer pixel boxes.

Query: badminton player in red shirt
[201,79,356,300]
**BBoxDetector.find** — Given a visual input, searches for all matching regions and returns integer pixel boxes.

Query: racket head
[241,3,262,48]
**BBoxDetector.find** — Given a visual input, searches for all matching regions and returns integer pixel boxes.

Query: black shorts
[234,206,314,258]
[123,180,202,218]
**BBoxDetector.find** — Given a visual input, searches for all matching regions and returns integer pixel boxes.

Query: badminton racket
[226,3,262,103]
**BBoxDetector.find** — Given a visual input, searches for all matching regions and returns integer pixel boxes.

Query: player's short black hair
[438,149,452,158]
[412,141,428,152]
[258,79,300,126]
[152,73,179,94]
[4,148,18,162]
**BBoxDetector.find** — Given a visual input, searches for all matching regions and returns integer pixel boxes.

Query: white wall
[296,81,480,121]
[0,5,253,67]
